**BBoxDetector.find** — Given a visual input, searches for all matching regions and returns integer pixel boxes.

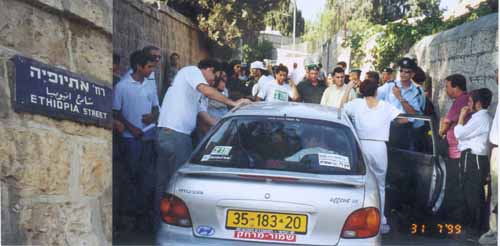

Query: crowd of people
[111,45,498,245]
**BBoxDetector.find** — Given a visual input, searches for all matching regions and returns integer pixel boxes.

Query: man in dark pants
[113,50,160,230]
[439,74,469,224]
[455,88,493,238]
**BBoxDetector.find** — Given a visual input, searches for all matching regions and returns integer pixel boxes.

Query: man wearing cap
[295,64,326,104]
[250,61,274,99]
[377,57,424,149]
[381,67,395,86]
[242,61,264,99]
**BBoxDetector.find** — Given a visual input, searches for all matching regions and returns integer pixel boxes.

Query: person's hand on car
[235,98,252,107]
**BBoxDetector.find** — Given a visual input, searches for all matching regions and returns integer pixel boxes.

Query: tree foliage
[372,0,497,70]
[305,0,497,70]
[371,0,441,24]
[241,40,275,63]
[166,0,288,48]
[264,2,305,37]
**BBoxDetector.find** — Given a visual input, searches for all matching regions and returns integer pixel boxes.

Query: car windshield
[191,116,365,175]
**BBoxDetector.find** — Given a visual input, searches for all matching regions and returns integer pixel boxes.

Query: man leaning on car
[155,59,250,231]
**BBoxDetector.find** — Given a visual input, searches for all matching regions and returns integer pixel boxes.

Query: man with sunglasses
[377,58,424,149]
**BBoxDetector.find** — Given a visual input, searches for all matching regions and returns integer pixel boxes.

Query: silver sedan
[157,102,382,245]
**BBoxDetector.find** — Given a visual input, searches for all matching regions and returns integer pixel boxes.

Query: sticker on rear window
[201,155,211,162]
[318,153,350,170]
[211,146,232,156]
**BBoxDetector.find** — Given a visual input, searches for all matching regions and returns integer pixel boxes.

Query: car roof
[226,102,350,126]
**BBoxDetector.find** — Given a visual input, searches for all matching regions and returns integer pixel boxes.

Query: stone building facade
[113,0,209,100]
[0,0,113,245]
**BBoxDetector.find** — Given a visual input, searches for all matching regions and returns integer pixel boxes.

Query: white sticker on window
[211,146,232,156]
[318,153,350,170]
[201,154,211,162]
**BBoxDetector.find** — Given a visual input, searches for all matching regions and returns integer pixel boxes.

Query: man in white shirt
[113,50,160,221]
[455,88,493,238]
[479,69,498,246]
[122,46,161,108]
[244,61,266,99]
[256,65,298,102]
[154,59,250,230]
[252,68,274,98]
[321,67,356,108]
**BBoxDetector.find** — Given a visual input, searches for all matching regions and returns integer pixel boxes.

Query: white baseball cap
[250,61,265,70]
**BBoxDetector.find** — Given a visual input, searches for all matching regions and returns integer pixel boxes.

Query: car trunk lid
[174,164,366,245]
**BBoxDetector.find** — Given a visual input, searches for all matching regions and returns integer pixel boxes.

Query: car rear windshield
[190,116,365,175]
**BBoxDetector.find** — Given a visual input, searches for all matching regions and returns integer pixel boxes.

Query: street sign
[11,55,112,128]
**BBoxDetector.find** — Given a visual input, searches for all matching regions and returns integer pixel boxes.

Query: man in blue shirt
[113,50,160,228]
[377,57,424,149]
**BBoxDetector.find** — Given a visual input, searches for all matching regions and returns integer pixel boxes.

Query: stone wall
[0,0,112,245]
[408,13,498,118]
[113,0,209,99]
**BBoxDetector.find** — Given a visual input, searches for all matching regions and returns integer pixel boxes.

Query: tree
[371,0,441,24]
[264,2,305,37]
[166,0,286,48]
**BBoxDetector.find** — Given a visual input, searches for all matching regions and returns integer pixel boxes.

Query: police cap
[307,64,320,71]
[382,67,393,73]
[398,57,417,70]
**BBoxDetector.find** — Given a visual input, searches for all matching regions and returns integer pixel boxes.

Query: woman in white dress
[339,79,402,234]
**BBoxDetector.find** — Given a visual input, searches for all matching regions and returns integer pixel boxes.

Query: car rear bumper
[156,223,381,246]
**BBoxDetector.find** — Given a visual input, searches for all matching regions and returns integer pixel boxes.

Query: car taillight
[341,207,380,238]
[160,193,192,227]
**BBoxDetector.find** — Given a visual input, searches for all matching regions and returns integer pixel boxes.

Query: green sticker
[211,146,232,156]
[273,89,288,101]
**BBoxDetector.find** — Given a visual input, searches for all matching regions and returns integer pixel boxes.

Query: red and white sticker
[234,231,296,242]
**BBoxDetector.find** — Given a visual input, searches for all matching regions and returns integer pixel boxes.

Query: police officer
[377,58,424,149]
[381,67,395,85]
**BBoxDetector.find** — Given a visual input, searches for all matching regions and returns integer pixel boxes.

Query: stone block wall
[0,0,112,245]
[409,13,498,118]
[113,0,209,100]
